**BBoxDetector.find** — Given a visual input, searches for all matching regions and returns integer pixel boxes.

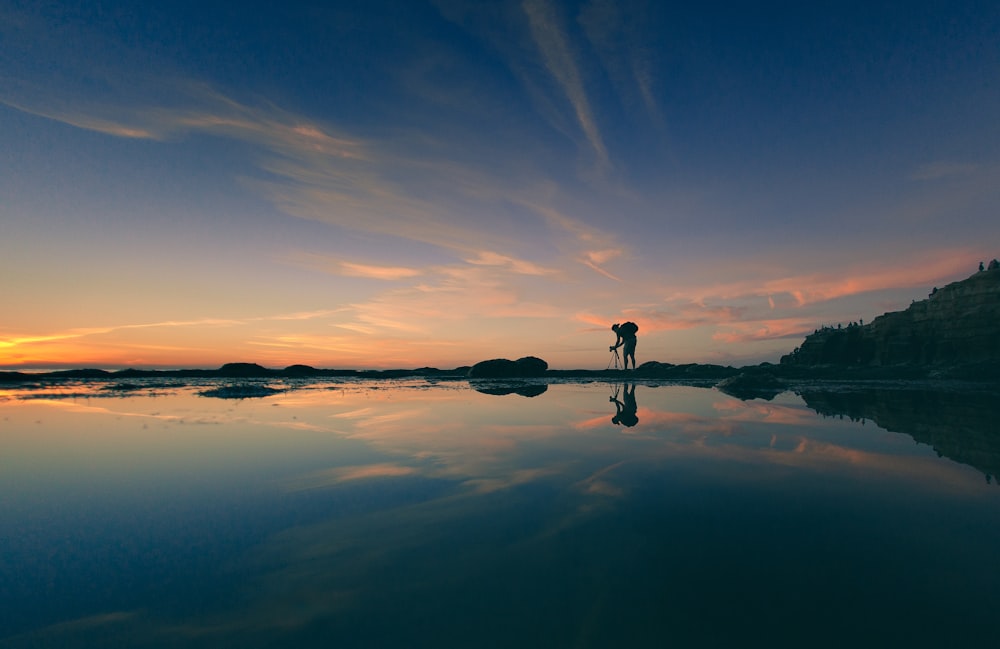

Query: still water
[2,379,999,648]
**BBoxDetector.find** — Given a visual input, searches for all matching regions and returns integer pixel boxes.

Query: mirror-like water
[2,380,999,648]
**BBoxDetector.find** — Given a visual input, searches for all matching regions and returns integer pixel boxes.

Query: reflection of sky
[2,381,999,646]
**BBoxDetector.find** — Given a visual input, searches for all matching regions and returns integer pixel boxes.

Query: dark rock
[101,382,143,392]
[217,363,274,377]
[514,356,548,376]
[468,359,515,378]
[0,371,35,383]
[48,368,113,379]
[716,371,787,400]
[632,361,675,377]
[468,356,548,378]
[283,364,320,376]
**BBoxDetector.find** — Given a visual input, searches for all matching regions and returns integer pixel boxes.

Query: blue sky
[2,0,999,369]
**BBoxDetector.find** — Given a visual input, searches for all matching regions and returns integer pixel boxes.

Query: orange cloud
[284,463,418,491]
[712,318,818,344]
[579,249,622,280]
[574,301,746,335]
[682,248,977,308]
[464,251,556,276]
[340,261,423,280]
[283,252,422,280]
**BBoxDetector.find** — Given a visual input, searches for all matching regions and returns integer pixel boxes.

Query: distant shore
[3,359,998,385]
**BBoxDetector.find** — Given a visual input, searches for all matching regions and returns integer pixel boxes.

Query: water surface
[2,380,998,648]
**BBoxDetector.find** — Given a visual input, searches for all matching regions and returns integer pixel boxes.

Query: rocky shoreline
[4,355,998,402]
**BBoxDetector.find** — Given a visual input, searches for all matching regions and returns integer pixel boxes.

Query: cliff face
[781,266,1000,368]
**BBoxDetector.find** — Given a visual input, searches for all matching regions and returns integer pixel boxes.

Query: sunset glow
[3,1,998,369]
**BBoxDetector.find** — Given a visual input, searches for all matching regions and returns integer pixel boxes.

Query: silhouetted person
[610,383,639,427]
[610,321,638,370]
[980,261,985,272]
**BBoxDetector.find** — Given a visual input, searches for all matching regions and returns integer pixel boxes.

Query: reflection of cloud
[464,467,559,493]
[574,460,627,497]
[7,382,992,646]
[0,611,139,645]
[284,463,418,491]
[712,397,819,426]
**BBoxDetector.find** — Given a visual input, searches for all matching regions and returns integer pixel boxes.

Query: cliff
[781,263,1000,374]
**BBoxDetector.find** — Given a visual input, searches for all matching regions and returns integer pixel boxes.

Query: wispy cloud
[711,318,819,344]
[340,261,424,280]
[659,249,977,309]
[911,160,979,181]
[3,79,542,256]
[464,251,557,276]
[574,300,744,334]
[523,0,609,168]
[578,0,665,132]
[284,251,423,280]
[580,249,622,280]
[0,317,243,348]
[518,199,627,278]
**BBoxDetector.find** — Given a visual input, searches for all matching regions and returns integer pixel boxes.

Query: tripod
[607,347,622,370]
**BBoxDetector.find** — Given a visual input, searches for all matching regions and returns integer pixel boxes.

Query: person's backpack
[619,321,638,337]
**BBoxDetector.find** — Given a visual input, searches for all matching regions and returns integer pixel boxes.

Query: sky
[2,0,999,370]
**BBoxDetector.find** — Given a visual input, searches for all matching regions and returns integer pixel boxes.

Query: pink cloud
[712,318,818,344]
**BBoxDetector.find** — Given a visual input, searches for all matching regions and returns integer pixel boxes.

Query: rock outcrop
[715,371,787,400]
[781,264,1000,373]
[467,356,548,378]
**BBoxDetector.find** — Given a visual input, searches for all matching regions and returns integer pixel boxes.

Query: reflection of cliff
[781,266,1000,371]
[799,388,1000,482]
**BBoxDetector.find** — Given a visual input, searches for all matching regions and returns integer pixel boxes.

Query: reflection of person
[610,383,639,427]
[610,322,638,370]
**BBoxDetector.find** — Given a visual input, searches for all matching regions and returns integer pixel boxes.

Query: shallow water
[2,380,999,648]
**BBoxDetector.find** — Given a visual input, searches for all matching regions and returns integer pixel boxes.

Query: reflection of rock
[799,387,1000,483]
[199,384,283,399]
[474,384,548,397]
[100,382,143,392]
[715,372,787,400]
[468,356,548,378]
